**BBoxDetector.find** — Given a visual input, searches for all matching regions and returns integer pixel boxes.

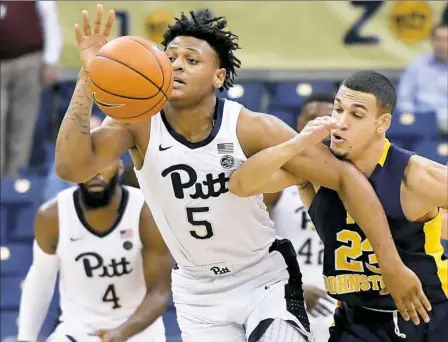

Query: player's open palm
[381,265,432,325]
[295,116,339,148]
[74,4,115,72]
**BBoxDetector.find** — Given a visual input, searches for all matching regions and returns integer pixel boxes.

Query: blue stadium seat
[1,243,33,277]
[0,311,18,340]
[267,106,297,129]
[270,81,337,109]
[0,277,23,310]
[219,82,266,112]
[0,176,46,204]
[387,111,438,149]
[413,140,448,165]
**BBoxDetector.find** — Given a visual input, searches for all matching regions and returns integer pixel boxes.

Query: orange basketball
[88,36,173,123]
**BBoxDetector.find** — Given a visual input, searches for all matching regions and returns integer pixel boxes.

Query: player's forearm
[338,163,403,272]
[117,289,169,339]
[55,69,94,182]
[229,138,299,196]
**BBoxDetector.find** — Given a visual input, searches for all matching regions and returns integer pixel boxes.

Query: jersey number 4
[102,284,121,309]
[186,207,214,239]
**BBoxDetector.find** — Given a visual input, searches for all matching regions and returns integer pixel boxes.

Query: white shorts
[172,242,313,342]
[46,317,166,342]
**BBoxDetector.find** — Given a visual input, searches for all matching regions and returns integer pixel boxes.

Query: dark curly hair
[162,10,241,91]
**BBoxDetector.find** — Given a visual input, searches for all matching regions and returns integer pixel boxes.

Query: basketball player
[267,94,336,342]
[18,117,170,342]
[55,5,430,341]
[229,70,448,341]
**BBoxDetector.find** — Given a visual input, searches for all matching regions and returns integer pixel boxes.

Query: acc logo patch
[220,155,235,169]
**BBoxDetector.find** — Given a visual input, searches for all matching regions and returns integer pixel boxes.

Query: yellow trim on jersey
[378,139,391,167]
[423,213,448,297]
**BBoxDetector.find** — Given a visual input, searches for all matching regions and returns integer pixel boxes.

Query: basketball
[87,36,173,122]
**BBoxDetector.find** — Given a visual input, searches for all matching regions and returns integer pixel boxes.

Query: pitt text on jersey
[75,252,133,278]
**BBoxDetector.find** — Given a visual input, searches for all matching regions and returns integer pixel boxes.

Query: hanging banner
[57,1,447,70]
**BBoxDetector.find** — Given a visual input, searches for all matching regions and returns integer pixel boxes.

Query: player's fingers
[317,302,334,316]
[82,10,91,36]
[395,301,410,321]
[418,290,432,312]
[103,10,115,37]
[405,300,420,325]
[88,329,104,336]
[322,295,336,304]
[412,294,430,323]
[380,287,390,295]
[74,24,83,44]
[93,4,104,34]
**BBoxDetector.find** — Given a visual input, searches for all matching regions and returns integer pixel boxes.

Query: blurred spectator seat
[0,311,18,340]
[0,276,23,310]
[414,140,448,165]
[387,111,438,150]
[266,106,296,129]
[270,81,337,109]
[219,83,266,112]
[0,244,33,277]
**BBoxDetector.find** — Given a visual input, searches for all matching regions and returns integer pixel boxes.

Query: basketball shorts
[329,300,448,342]
[47,317,166,342]
[172,239,313,342]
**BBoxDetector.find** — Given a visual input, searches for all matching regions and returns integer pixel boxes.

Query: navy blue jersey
[308,140,448,310]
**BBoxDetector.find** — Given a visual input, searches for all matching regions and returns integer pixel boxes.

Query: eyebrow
[335,97,368,111]
[166,44,200,53]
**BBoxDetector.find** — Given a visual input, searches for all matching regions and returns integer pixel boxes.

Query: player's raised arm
[236,108,430,322]
[91,204,172,340]
[18,200,60,342]
[55,5,135,183]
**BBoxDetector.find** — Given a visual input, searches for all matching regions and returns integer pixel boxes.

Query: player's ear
[213,68,226,89]
[377,113,391,134]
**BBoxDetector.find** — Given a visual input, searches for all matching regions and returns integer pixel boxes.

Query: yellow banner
[57,1,446,70]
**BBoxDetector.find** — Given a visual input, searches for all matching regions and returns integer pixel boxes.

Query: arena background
[1,1,447,341]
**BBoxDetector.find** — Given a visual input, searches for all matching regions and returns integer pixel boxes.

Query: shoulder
[407,54,433,69]
[403,154,440,186]
[34,197,59,252]
[236,107,297,156]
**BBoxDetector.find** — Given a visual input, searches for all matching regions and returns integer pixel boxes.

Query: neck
[348,137,387,178]
[164,96,217,142]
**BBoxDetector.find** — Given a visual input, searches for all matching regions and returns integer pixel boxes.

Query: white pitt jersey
[134,98,275,271]
[271,186,325,289]
[55,186,163,332]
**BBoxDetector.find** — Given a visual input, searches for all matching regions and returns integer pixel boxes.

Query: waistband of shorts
[173,250,277,278]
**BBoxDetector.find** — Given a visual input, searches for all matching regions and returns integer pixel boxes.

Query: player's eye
[167,56,176,62]
[334,108,343,113]
[187,58,198,64]
[353,113,363,119]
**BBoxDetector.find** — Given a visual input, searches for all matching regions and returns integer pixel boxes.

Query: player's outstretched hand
[294,116,339,149]
[303,284,336,317]
[74,4,115,72]
[381,266,432,325]
[88,328,126,342]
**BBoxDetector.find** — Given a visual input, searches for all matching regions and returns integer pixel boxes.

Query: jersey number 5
[102,284,121,309]
[186,207,214,239]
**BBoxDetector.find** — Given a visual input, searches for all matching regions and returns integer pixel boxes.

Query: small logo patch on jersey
[123,241,133,250]
[217,142,234,154]
[210,266,231,275]
[70,237,83,242]
[92,92,126,108]
[120,229,133,239]
[220,155,235,169]
[159,144,172,151]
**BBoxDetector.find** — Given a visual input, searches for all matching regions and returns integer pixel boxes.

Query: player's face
[79,161,124,208]
[329,86,390,160]
[165,36,226,103]
[432,26,448,61]
[297,101,333,132]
